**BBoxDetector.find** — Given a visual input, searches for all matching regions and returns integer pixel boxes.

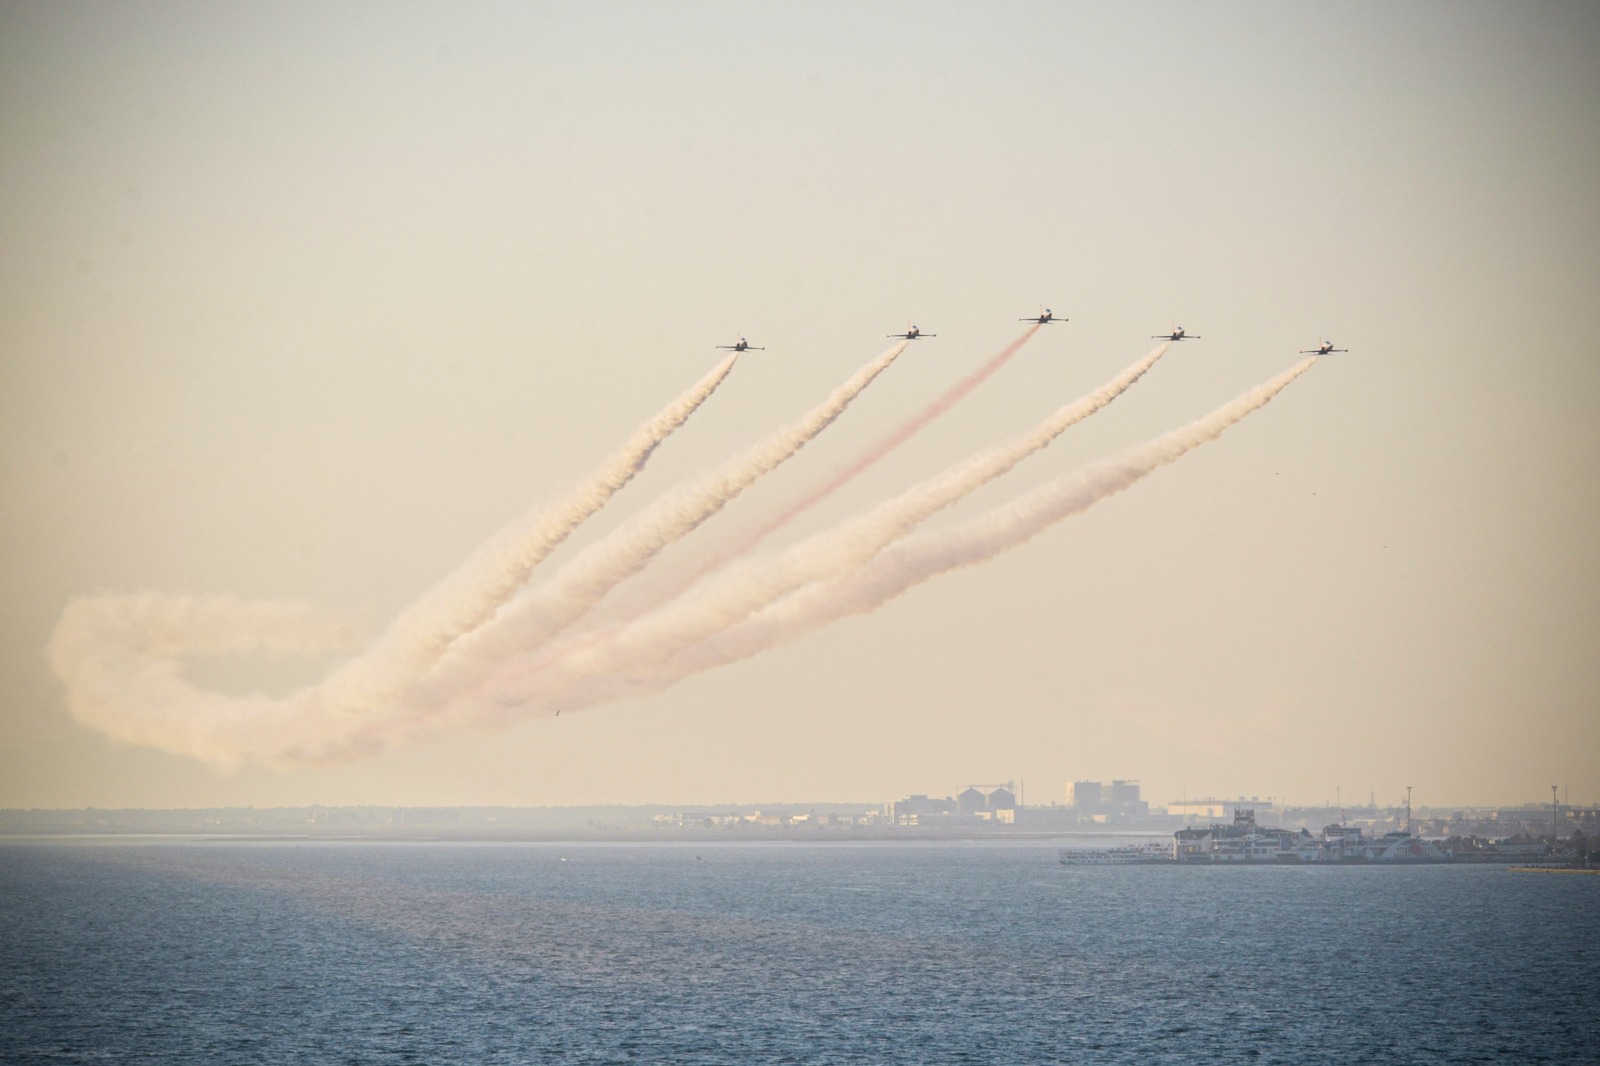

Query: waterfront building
[1174,808,1453,863]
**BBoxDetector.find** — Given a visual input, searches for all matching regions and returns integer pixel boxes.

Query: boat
[1058,841,1172,865]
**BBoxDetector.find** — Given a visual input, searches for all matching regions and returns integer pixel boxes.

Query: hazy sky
[4,1,1597,810]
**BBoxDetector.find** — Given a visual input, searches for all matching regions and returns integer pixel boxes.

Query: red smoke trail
[684,323,1043,584]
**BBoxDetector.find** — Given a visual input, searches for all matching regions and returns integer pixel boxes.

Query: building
[957,785,1017,821]
[1169,797,1276,821]
[1107,781,1148,819]
[1167,800,1229,820]
[1068,780,1148,821]
[891,794,955,826]
[1174,808,1304,861]
[1175,808,1452,863]
[1068,781,1102,812]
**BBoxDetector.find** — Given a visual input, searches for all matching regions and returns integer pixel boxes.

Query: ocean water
[2,840,1596,1064]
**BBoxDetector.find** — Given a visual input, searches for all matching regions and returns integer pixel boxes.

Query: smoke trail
[48,333,1317,769]
[539,324,1046,670]
[48,356,739,765]
[676,356,1318,677]
[477,356,1315,717]
[309,352,740,711]
[52,594,360,661]
[48,595,364,768]
[468,341,1174,716]
[361,340,914,735]
[687,323,1043,579]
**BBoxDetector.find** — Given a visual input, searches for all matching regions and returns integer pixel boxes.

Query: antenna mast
[1553,785,1560,850]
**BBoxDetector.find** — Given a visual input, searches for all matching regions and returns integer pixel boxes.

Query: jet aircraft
[888,326,936,340]
[1300,339,1348,355]
[1153,325,1200,341]
[716,337,765,352]
[1021,308,1065,324]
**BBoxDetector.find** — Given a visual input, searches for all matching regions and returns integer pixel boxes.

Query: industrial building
[1067,779,1149,822]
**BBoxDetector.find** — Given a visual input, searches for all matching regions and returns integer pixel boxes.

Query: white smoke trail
[700,324,1044,563]
[530,325,1048,670]
[475,356,1316,717]
[48,337,1317,769]
[48,595,364,769]
[674,356,1319,679]
[48,356,739,766]
[459,342,1174,718]
[53,593,360,660]
[307,352,740,712]
[396,341,912,719]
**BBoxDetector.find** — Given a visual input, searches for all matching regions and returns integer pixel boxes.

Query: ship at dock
[1057,841,1173,865]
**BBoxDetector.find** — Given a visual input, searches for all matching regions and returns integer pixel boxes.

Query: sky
[3,1,1597,811]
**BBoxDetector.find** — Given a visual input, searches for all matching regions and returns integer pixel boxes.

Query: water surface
[3,840,1594,1063]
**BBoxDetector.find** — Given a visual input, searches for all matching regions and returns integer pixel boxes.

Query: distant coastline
[2,800,1592,852]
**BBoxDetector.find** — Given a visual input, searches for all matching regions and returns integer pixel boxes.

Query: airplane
[888,326,936,340]
[1300,339,1348,355]
[1153,324,1200,341]
[1020,308,1065,324]
[715,337,765,351]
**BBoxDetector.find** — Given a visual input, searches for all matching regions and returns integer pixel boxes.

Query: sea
[2,839,1596,1065]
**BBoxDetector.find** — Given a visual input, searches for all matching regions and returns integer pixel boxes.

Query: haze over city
[3,2,1596,812]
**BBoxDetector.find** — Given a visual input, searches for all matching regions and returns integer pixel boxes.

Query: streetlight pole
[1552,785,1559,854]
